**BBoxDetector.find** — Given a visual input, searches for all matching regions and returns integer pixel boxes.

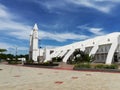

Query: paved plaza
[0,64,120,90]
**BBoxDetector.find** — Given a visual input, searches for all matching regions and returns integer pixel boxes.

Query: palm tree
[68,49,92,64]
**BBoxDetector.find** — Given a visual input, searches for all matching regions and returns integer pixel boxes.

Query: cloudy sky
[0,0,120,55]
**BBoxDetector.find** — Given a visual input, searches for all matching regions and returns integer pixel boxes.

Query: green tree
[68,49,92,64]
[0,49,7,53]
[6,54,14,60]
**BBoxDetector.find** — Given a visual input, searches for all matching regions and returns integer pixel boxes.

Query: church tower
[29,24,38,62]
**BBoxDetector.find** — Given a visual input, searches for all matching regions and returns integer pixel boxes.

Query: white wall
[49,32,120,64]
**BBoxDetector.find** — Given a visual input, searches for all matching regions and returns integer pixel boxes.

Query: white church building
[29,24,120,64]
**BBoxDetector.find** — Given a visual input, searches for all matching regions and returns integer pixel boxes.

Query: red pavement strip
[71,77,78,79]
[38,73,43,75]
[86,74,92,76]
[54,81,63,84]
[54,71,59,73]
[13,75,20,77]
[6,64,120,74]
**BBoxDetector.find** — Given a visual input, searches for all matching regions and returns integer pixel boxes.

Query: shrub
[52,57,62,62]
[94,64,104,69]
[8,60,22,64]
[94,64,118,69]
[74,63,118,69]
[74,63,91,69]
[43,61,53,65]
[26,59,34,64]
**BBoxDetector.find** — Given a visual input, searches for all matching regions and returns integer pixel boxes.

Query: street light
[15,47,18,61]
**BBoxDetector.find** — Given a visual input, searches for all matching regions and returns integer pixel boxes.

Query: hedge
[74,63,91,69]
[74,63,118,69]
[8,60,22,64]
[94,64,118,69]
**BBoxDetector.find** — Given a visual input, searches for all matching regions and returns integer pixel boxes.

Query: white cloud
[0,42,28,55]
[77,24,89,30]
[77,24,105,36]
[43,45,60,49]
[68,0,115,13]
[0,42,28,50]
[95,0,120,3]
[29,0,120,14]
[0,4,31,54]
[17,47,28,51]
[0,4,11,19]
[39,30,89,42]
[89,28,104,35]
[41,1,66,10]
[0,4,32,40]
[40,23,64,30]
[0,42,12,49]
[0,3,89,43]
[30,0,78,13]
[0,2,108,52]
[0,20,32,40]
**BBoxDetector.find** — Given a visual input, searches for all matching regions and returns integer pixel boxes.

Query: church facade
[29,24,120,64]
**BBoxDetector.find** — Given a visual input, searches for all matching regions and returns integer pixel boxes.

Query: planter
[24,63,59,66]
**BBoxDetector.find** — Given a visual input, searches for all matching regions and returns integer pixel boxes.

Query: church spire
[33,23,38,30]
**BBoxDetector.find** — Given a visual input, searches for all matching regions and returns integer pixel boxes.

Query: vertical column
[29,33,33,60]
[106,42,118,64]
[32,24,38,62]
[44,47,51,62]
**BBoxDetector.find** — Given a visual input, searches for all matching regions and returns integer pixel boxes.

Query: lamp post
[15,47,18,61]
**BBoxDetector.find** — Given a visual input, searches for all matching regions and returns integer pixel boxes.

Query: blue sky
[0,0,120,55]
